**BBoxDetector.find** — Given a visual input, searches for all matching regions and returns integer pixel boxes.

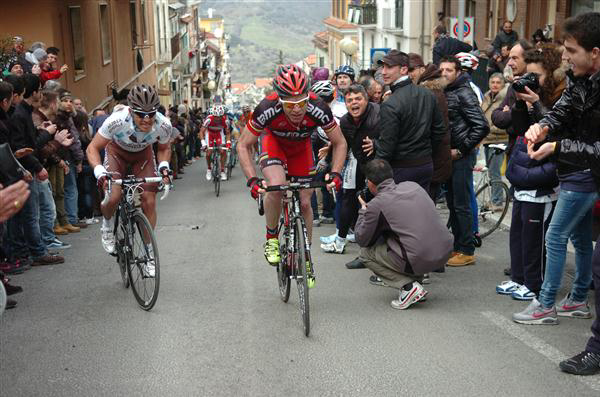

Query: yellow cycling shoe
[264,238,280,266]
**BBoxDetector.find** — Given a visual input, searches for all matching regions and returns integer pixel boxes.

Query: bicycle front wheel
[114,216,130,289]
[293,217,310,337]
[277,217,291,302]
[128,212,160,311]
[476,181,510,239]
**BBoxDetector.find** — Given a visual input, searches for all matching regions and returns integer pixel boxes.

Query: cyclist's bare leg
[101,185,122,221]
[206,149,213,169]
[141,191,157,228]
[220,149,226,171]
[299,188,314,241]
[262,165,286,232]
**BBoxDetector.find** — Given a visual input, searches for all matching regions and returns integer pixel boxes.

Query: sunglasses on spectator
[132,110,157,119]
[280,96,309,110]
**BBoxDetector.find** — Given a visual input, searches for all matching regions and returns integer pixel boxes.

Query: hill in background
[200,0,330,83]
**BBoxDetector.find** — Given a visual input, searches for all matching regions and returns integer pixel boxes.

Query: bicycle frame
[280,189,312,280]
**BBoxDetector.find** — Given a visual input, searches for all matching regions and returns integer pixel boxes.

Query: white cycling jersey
[98,106,172,152]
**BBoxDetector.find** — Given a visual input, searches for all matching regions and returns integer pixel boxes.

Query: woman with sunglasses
[86,84,172,260]
[237,64,347,275]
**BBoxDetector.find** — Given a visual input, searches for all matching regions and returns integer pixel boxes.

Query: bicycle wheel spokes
[294,218,310,337]
[128,213,160,310]
[476,181,510,239]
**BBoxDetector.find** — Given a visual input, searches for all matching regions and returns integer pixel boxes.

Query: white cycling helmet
[311,80,335,99]
[455,52,479,71]
[213,105,225,117]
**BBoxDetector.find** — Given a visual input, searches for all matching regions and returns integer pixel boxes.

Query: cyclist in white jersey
[86,85,172,255]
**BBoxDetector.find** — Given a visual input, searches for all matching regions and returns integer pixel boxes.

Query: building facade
[323,0,596,72]
[2,0,159,112]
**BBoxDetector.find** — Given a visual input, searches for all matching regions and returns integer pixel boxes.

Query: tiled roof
[324,17,357,30]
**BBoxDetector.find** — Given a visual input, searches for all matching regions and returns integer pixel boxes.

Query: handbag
[0,143,27,186]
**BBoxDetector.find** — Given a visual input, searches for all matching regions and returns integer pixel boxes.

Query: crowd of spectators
[307,12,600,375]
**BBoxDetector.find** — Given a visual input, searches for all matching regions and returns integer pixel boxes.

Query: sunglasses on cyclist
[280,96,309,110]
[132,110,157,119]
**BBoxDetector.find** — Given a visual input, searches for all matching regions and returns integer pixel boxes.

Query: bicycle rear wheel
[293,217,310,337]
[128,212,160,310]
[476,181,510,238]
[277,217,291,302]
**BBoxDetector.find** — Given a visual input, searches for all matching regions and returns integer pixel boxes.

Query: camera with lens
[356,186,369,201]
[512,72,540,93]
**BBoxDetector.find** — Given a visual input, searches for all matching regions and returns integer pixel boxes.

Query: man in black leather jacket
[374,50,445,192]
[526,12,600,376]
[441,56,490,267]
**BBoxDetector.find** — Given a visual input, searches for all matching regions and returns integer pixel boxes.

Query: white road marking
[481,311,600,392]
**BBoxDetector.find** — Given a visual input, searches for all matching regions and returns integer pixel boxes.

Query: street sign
[370,48,390,67]
[450,17,474,46]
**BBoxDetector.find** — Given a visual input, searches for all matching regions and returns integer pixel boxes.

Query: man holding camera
[354,159,453,310]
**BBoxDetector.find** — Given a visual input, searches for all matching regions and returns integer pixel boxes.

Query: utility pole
[457,0,465,42]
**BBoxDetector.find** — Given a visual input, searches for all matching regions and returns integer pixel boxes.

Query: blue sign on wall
[370,48,391,66]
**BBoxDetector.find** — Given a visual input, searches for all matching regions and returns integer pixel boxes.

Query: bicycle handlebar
[257,180,337,216]
[101,175,170,206]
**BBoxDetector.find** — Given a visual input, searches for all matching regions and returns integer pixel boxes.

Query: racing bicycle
[258,178,332,337]
[208,140,229,197]
[102,174,170,311]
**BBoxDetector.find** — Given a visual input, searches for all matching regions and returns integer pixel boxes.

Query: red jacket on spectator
[40,69,62,85]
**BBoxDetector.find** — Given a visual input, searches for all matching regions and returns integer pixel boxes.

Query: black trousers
[585,234,600,353]
[509,200,555,296]
[338,168,365,239]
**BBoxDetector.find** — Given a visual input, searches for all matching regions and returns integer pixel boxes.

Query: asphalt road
[1,160,599,396]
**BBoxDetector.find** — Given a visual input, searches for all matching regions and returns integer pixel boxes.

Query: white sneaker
[221,171,227,181]
[142,244,156,278]
[206,169,212,180]
[320,237,346,254]
[496,280,521,295]
[346,233,356,243]
[320,232,338,244]
[391,282,428,310]
[101,227,115,254]
[83,217,95,225]
[511,284,535,301]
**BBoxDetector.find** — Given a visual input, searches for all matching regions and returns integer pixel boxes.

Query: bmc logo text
[307,103,330,125]
[257,103,282,125]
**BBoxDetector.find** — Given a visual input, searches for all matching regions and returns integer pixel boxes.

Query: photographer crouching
[354,159,453,310]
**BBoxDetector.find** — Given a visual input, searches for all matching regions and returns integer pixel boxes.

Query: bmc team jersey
[203,115,229,146]
[247,92,337,176]
[98,106,172,152]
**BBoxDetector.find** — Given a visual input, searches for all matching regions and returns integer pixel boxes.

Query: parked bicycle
[102,174,170,311]
[258,178,332,337]
[473,143,510,239]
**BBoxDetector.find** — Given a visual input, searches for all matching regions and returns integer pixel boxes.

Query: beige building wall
[2,0,157,111]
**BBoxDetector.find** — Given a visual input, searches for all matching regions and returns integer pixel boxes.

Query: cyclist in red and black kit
[237,64,347,269]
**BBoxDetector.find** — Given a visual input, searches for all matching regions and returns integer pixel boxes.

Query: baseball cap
[377,50,409,67]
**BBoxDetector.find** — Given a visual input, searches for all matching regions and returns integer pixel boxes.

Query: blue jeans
[5,179,46,258]
[77,166,95,219]
[539,189,597,308]
[38,179,57,246]
[445,153,475,255]
[64,162,79,224]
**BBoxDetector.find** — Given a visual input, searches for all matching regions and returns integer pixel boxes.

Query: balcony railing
[348,3,377,25]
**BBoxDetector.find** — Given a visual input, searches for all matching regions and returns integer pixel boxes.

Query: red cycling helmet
[273,64,309,98]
